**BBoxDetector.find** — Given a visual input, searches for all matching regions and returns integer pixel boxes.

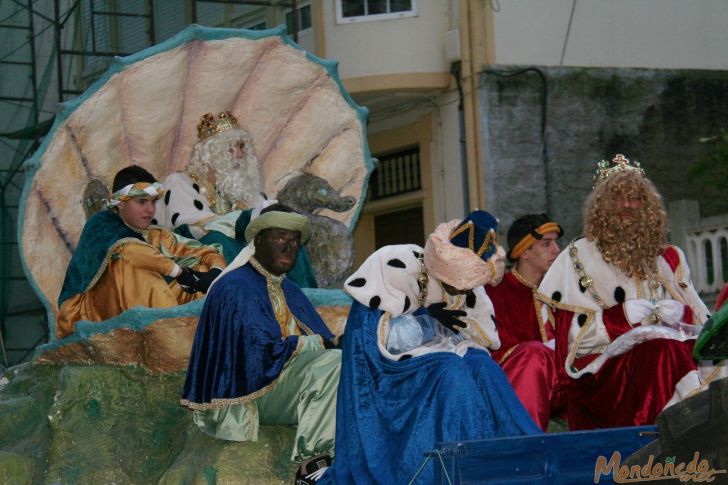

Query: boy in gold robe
[56,165,226,338]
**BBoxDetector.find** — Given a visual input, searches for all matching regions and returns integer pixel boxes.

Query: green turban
[244,211,311,244]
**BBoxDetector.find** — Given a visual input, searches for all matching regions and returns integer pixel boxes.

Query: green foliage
[689,129,728,188]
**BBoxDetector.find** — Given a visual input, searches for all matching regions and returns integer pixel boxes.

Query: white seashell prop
[20,25,373,336]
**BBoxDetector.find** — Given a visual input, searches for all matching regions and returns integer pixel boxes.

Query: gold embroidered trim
[537,292,596,373]
[449,220,497,257]
[533,293,549,343]
[686,364,725,399]
[250,257,296,337]
[464,316,493,349]
[85,238,157,292]
[249,257,285,281]
[295,318,315,336]
[378,312,391,349]
[416,252,429,307]
[181,337,306,411]
[291,334,305,358]
[445,292,465,310]
[568,241,608,310]
[180,376,282,410]
[512,269,549,343]
[497,345,519,365]
[511,268,536,290]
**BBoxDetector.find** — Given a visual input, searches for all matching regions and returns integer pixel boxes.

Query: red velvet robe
[486,271,564,430]
[540,243,703,430]
[716,283,728,311]
[552,305,696,429]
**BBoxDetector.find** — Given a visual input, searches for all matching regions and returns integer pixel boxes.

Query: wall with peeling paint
[478,66,728,242]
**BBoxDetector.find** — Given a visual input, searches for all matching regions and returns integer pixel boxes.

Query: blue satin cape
[320,301,541,485]
[181,263,335,406]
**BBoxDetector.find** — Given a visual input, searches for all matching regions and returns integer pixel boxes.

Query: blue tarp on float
[431,425,657,484]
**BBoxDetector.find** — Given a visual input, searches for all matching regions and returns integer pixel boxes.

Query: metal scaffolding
[0,0,299,368]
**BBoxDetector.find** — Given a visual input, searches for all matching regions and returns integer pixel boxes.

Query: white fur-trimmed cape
[344,244,500,359]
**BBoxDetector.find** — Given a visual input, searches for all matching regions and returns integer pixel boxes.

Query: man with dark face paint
[254,226,302,276]
[181,204,339,482]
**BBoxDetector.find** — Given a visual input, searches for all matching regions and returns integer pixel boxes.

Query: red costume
[539,239,712,430]
[536,155,728,430]
[716,283,728,311]
[487,270,564,430]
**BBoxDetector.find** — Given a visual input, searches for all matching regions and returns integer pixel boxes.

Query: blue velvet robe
[320,301,541,485]
[181,263,335,407]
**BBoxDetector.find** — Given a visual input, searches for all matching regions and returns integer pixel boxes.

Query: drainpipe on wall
[459,0,487,211]
[450,61,471,215]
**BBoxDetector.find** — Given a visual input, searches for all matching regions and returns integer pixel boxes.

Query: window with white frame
[336,0,417,24]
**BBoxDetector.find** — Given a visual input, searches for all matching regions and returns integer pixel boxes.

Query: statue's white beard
[215,154,261,207]
[188,128,264,212]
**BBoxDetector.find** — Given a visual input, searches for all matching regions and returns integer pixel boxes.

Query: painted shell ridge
[20,24,373,339]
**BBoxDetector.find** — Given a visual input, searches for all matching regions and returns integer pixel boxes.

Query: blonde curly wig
[583,171,668,280]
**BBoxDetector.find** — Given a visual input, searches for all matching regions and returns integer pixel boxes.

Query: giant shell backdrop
[21,25,373,326]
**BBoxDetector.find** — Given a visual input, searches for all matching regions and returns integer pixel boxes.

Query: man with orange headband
[538,155,726,429]
[56,165,226,338]
[486,214,565,430]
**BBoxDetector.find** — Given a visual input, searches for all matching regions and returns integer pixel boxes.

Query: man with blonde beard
[538,154,725,429]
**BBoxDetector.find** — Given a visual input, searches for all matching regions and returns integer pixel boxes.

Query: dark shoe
[295,454,332,484]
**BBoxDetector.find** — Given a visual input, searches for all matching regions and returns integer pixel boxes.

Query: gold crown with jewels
[592,154,645,188]
[196,111,239,141]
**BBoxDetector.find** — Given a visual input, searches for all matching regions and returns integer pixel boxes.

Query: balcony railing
[369,146,421,200]
[669,200,728,297]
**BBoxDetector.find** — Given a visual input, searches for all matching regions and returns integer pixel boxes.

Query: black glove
[194,268,222,294]
[176,267,200,294]
[426,302,467,334]
[322,337,339,350]
[176,267,222,294]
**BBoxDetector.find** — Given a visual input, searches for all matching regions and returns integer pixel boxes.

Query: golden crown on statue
[196,111,239,141]
[592,154,645,188]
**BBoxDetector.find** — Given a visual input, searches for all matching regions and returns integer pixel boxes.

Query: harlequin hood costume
[320,211,539,485]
